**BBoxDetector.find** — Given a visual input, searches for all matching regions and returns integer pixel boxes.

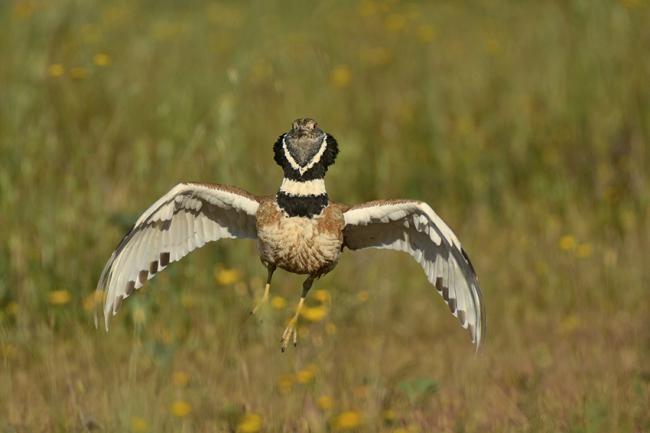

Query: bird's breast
[256,200,345,275]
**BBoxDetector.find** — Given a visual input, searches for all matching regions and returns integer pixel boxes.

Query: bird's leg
[281,275,314,352]
[251,265,275,315]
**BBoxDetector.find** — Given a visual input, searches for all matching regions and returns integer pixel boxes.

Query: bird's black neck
[276,177,328,218]
[272,132,338,218]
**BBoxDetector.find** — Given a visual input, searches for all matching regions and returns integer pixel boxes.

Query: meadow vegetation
[1,0,649,432]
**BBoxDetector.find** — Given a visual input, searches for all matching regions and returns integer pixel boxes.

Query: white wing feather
[96,182,259,330]
[343,200,485,349]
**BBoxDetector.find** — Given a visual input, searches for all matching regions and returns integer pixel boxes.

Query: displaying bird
[96,118,485,351]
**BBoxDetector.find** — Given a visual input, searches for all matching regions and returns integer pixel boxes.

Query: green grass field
[1,0,649,431]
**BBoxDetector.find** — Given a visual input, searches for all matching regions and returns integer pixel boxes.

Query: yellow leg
[281,297,305,352]
[250,282,270,315]
[250,265,275,316]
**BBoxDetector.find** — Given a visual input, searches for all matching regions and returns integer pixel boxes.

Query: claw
[280,296,306,352]
[281,316,299,351]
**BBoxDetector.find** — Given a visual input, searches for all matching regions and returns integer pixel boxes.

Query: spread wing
[343,200,485,349]
[96,182,259,330]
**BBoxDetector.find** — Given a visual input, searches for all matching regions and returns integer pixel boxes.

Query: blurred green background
[1,0,649,432]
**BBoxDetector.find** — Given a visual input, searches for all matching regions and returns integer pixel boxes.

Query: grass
[1,0,649,431]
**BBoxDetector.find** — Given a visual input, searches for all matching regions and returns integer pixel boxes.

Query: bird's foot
[280,317,298,352]
[250,283,270,316]
[280,297,305,352]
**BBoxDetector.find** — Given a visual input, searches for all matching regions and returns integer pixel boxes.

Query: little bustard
[96,118,485,351]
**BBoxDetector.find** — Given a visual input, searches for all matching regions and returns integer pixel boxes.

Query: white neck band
[280,178,327,196]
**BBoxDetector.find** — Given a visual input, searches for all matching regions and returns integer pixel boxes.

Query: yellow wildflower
[69,67,88,80]
[383,409,397,423]
[417,25,436,43]
[620,0,641,9]
[317,395,333,411]
[484,36,501,55]
[170,400,192,417]
[296,364,317,384]
[215,267,241,285]
[277,373,294,394]
[49,290,71,306]
[330,65,351,88]
[181,293,197,308]
[357,290,369,303]
[576,243,593,258]
[558,235,576,251]
[534,260,548,277]
[172,371,189,386]
[14,1,37,19]
[313,289,331,304]
[83,291,103,312]
[384,14,407,32]
[271,296,287,310]
[237,413,262,433]
[131,417,149,433]
[48,64,65,78]
[358,0,378,17]
[332,410,363,431]
[301,305,328,322]
[7,301,18,316]
[93,53,111,67]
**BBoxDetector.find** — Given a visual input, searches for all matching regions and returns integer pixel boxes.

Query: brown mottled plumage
[256,199,347,276]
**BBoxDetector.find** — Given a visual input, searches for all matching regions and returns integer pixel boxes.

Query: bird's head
[273,118,339,179]
[285,118,325,166]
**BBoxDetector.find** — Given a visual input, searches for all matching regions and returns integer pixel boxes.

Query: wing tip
[474,281,486,352]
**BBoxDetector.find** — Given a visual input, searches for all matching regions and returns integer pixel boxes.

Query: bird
[96,118,485,351]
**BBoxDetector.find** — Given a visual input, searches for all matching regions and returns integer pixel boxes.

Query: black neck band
[276,192,328,218]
